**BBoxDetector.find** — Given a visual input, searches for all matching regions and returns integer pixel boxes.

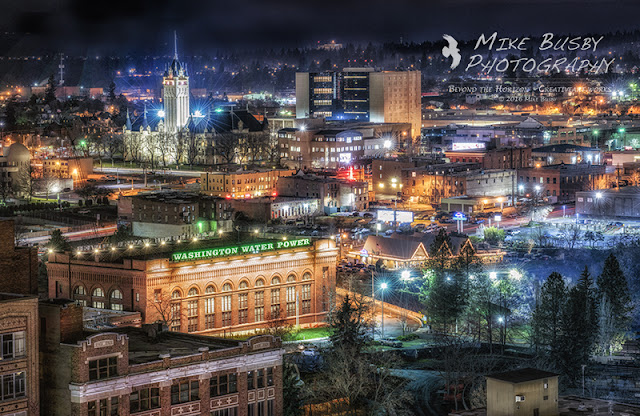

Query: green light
[593,130,599,136]
[170,238,312,262]
[197,221,204,232]
[79,140,86,146]
[214,108,223,113]
[619,127,626,134]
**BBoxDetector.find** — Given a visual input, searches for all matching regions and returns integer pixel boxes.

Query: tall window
[110,289,123,311]
[0,331,25,360]
[238,293,248,324]
[92,287,105,309]
[210,373,238,397]
[74,286,88,306]
[170,380,199,405]
[301,284,311,314]
[205,286,215,329]
[0,372,25,402]
[89,356,118,380]
[211,408,238,416]
[88,397,119,416]
[130,387,160,413]
[221,295,232,327]
[171,290,181,331]
[286,286,296,317]
[254,291,264,322]
[187,300,198,332]
[270,289,280,318]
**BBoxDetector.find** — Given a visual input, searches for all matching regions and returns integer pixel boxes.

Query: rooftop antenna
[174,31,178,60]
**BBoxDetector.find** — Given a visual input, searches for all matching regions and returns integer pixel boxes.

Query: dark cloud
[1,0,640,53]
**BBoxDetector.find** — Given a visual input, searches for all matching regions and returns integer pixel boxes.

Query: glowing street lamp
[380,282,388,339]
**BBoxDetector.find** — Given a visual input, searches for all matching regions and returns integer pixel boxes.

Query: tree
[421,268,468,333]
[483,226,505,245]
[596,254,631,355]
[282,361,305,416]
[560,267,598,382]
[531,272,567,361]
[328,294,372,354]
[45,74,57,104]
[46,229,71,252]
[107,81,116,103]
[215,132,239,167]
[429,228,452,270]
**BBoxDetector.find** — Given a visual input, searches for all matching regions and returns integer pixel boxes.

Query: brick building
[118,191,234,238]
[200,170,296,199]
[445,147,532,170]
[0,294,39,416]
[0,221,38,296]
[46,238,337,336]
[276,173,368,213]
[401,165,514,205]
[518,163,607,202]
[40,301,283,416]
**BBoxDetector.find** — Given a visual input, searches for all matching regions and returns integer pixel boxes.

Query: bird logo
[442,34,461,70]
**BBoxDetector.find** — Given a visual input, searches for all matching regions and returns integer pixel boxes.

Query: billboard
[377,210,414,223]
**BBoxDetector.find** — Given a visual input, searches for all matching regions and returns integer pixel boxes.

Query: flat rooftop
[106,326,239,365]
[449,396,640,416]
[486,367,558,383]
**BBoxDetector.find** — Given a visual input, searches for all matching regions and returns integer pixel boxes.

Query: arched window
[205,285,215,294]
[271,276,281,285]
[255,278,265,287]
[172,290,182,299]
[110,289,123,300]
[222,283,232,292]
[302,272,312,281]
[287,274,296,283]
[92,288,104,298]
[74,286,86,296]
[239,281,249,290]
[188,288,199,297]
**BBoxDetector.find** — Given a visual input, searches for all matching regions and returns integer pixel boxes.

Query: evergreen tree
[45,74,57,104]
[282,361,304,416]
[429,228,452,270]
[596,254,631,327]
[560,267,598,381]
[108,81,116,103]
[422,269,468,332]
[46,229,71,252]
[328,295,371,354]
[531,272,567,359]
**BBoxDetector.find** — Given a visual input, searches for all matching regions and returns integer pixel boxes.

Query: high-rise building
[162,33,190,134]
[296,69,421,138]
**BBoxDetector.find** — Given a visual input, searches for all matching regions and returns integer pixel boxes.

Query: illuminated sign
[452,142,486,150]
[453,212,467,221]
[170,238,312,262]
[377,210,414,223]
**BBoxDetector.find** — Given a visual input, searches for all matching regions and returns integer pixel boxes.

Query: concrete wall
[295,73,310,119]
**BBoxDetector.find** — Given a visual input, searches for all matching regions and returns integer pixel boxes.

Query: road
[95,167,202,177]
[21,224,117,245]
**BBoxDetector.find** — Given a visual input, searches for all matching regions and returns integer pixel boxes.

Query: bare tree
[560,224,583,249]
[215,132,239,167]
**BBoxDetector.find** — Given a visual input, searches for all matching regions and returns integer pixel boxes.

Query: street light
[401,270,411,281]
[380,282,388,339]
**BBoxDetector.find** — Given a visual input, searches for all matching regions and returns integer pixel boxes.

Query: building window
[0,372,25,402]
[89,356,118,380]
[187,300,198,332]
[267,367,274,386]
[0,331,25,360]
[171,380,199,405]
[247,370,255,390]
[286,287,296,317]
[270,290,280,318]
[211,408,238,416]
[210,373,238,397]
[205,297,215,329]
[301,284,311,314]
[130,387,160,413]
[267,399,275,416]
[238,293,248,324]
[89,397,119,416]
[170,302,181,332]
[92,287,105,308]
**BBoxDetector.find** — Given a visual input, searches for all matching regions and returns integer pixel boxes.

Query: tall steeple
[162,31,190,134]
[174,30,178,60]
[125,108,132,131]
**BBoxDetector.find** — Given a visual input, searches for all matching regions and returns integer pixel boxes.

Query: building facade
[0,294,39,416]
[276,173,368,213]
[162,37,190,134]
[40,300,283,416]
[296,69,421,138]
[486,368,558,416]
[46,238,337,337]
[200,169,296,199]
[518,163,607,202]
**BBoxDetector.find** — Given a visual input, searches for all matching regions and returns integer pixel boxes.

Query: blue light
[157,110,165,118]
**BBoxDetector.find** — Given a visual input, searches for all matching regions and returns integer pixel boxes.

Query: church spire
[125,108,132,130]
[174,30,178,60]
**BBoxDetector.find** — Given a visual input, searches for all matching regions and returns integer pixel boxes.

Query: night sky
[3,0,640,53]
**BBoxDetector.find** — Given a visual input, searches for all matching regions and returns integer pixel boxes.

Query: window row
[170,273,313,298]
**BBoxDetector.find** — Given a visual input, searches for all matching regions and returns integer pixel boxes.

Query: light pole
[380,282,388,339]
[581,364,586,396]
